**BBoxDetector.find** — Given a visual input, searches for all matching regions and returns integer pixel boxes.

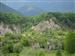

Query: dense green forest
[0,12,75,56]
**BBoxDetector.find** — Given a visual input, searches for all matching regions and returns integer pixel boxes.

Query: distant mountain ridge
[0,2,21,14]
[18,6,43,16]
[0,2,74,16]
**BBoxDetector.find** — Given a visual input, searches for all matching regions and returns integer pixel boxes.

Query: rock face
[32,19,61,31]
[0,23,21,35]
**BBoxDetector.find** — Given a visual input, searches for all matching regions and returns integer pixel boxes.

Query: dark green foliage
[56,50,62,56]
[2,43,13,53]
[0,12,22,24]
[0,33,23,54]
[21,37,30,46]
[64,32,75,54]
[52,12,75,29]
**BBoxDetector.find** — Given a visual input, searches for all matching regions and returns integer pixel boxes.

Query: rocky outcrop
[31,19,61,31]
[0,23,21,35]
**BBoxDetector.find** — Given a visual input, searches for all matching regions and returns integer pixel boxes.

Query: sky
[0,0,74,2]
[0,0,75,12]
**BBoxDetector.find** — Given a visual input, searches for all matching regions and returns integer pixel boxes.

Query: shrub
[64,32,75,54]
[21,35,30,46]
[13,43,23,53]
[2,44,13,53]
[1,33,23,54]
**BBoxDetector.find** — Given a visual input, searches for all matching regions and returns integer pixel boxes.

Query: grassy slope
[19,47,75,56]
[19,47,55,56]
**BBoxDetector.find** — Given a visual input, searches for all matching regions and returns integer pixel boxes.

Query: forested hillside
[0,12,75,56]
[0,12,75,31]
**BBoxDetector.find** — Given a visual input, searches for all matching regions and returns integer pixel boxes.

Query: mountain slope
[0,2,20,13]
[31,12,75,31]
